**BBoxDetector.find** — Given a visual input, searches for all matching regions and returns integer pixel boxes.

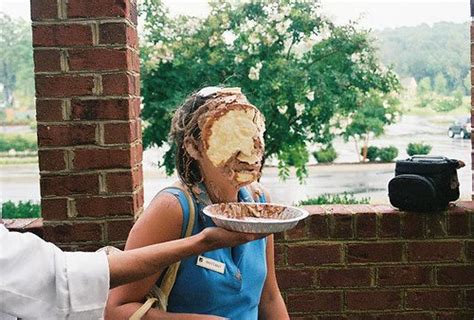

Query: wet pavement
[1,114,472,206]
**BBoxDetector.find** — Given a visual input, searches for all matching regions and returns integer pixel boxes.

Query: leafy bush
[1,201,41,219]
[432,91,463,112]
[344,92,400,163]
[0,134,37,152]
[378,146,399,162]
[415,95,434,109]
[361,146,379,162]
[433,98,459,112]
[406,142,432,156]
[360,145,397,162]
[313,146,338,163]
[298,192,370,205]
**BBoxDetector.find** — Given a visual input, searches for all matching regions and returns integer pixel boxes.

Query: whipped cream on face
[196,88,265,185]
[235,172,255,183]
[205,106,264,167]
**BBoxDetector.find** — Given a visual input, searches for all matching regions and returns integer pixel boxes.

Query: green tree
[463,73,471,95]
[417,77,431,96]
[140,0,399,180]
[376,22,469,92]
[342,91,400,162]
[415,76,434,108]
[0,14,34,108]
[433,72,448,95]
[432,89,463,112]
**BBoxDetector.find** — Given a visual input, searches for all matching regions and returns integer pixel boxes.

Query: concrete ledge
[3,218,44,237]
[278,201,474,242]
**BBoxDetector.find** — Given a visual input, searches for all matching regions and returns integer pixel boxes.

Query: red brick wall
[276,202,474,319]
[8,203,473,318]
[31,0,142,250]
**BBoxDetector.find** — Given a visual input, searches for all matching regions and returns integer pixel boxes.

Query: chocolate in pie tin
[202,202,309,233]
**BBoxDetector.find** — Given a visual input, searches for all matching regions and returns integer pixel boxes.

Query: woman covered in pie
[105,87,289,319]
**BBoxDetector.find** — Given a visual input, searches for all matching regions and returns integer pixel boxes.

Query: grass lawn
[402,95,470,120]
[0,156,38,165]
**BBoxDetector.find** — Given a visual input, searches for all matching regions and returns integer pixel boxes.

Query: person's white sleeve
[0,225,110,320]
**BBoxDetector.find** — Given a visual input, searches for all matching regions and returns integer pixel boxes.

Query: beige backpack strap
[156,185,196,307]
[128,185,196,319]
[129,298,158,320]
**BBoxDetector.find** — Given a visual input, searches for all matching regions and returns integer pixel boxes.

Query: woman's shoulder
[128,182,186,244]
[147,180,190,207]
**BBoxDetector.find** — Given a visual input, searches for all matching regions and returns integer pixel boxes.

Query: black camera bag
[388,156,463,212]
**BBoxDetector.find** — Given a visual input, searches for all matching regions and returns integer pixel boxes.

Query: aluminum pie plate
[202,202,309,233]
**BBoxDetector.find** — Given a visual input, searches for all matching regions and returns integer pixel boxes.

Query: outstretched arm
[108,227,267,288]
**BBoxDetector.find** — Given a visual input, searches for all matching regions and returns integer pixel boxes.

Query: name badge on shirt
[196,255,226,274]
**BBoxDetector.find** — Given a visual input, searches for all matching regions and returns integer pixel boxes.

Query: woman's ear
[183,136,202,160]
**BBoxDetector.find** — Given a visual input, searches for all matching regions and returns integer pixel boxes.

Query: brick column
[31,0,142,250]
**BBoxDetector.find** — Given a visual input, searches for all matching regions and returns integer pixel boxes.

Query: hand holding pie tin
[203,202,309,233]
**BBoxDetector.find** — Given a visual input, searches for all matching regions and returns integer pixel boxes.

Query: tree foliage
[417,77,432,95]
[341,91,400,161]
[0,14,34,108]
[376,22,469,94]
[433,72,448,95]
[416,82,464,112]
[140,0,399,180]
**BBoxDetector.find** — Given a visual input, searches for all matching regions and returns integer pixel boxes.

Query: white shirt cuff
[65,251,110,316]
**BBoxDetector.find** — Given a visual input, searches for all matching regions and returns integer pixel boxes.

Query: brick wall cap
[302,201,472,216]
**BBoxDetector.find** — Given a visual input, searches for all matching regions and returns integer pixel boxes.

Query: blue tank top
[162,187,267,319]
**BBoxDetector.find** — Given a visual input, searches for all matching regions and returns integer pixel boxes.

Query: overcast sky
[0,0,470,30]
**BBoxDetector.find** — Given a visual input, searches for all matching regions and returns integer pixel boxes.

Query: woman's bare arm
[108,227,267,288]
